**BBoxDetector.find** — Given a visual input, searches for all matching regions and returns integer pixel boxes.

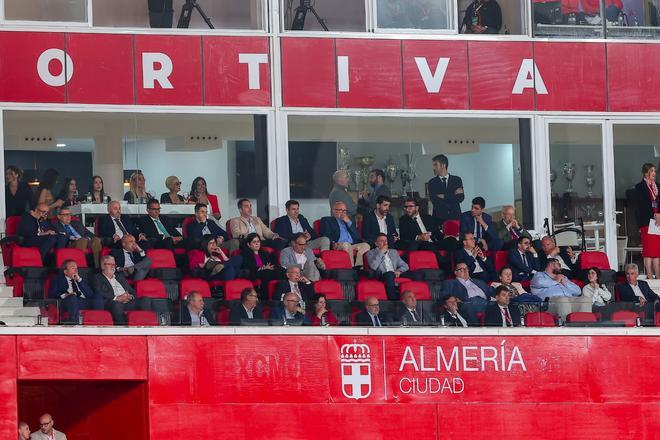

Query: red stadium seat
[100,247,112,258]
[81,310,114,326]
[1,215,22,266]
[656,312,660,327]
[13,247,43,268]
[268,279,280,300]
[179,278,211,300]
[147,249,176,268]
[408,251,439,270]
[356,280,387,301]
[494,251,509,272]
[55,248,88,268]
[188,249,205,271]
[525,311,556,327]
[321,250,353,270]
[442,220,460,238]
[566,312,598,323]
[225,220,233,239]
[224,279,254,301]
[313,279,344,300]
[398,281,431,300]
[313,220,321,236]
[136,279,168,298]
[181,216,195,238]
[127,310,158,326]
[94,217,101,235]
[610,310,640,327]
[5,215,21,236]
[579,251,612,270]
[217,306,230,325]
[270,219,276,231]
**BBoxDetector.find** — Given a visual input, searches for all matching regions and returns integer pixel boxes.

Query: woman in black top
[55,177,80,208]
[635,162,660,278]
[160,175,185,204]
[239,233,284,299]
[88,175,108,203]
[5,165,32,217]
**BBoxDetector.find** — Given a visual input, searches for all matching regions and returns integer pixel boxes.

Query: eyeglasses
[247,293,258,297]
[334,208,346,212]
[404,205,416,208]
[148,207,161,211]
[37,209,48,214]
[285,299,299,303]
[103,263,116,267]
[367,303,380,307]
[455,267,468,272]
[174,181,181,185]
[40,421,52,426]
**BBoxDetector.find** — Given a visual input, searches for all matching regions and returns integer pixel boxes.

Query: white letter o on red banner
[37,48,74,87]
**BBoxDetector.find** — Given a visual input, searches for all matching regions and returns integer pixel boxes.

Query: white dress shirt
[289,216,304,234]
[376,212,388,234]
[294,251,308,267]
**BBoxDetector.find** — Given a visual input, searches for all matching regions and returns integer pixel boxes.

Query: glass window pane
[606,0,660,39]
[4,0,87,22]
[459,0,526,35]
[376,0,451,30]
[282,0,366,31]
[533,0,603,38]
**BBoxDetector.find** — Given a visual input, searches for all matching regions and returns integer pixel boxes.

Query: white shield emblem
[340,343,372,400]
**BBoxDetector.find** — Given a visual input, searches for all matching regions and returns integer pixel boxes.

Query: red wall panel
[533,42,606,112]
[17,336,147,380]
[0,337,17,440]
[402,40,469,110]
[203,36,271,106]
[65,33,135,105]
[607,43,660,112]
[281,38,337,108]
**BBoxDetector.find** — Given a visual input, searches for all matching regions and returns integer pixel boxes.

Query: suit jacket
[355,311,387,326]
[441,310,470,327]
[48,273,96,300]
[319,216,360,244]
[442,278,494,303]
[635,180,660,228]
[428,174,464,221]
[361,211,397,245]
[240,249,274,278]
[485,302,522,327]
[137,215,181,240]
[367,184,391,210]
[459,211,501,249]
[329,184,357,218]
[110,247,147,269]
[273,214,317,241]
[538,250,578,274]
[52,220,96,240]
[397,306,433,325]
[274,279,315,302]
[91,273,135,303]
[180,307,217,326]
[269,305,310,325]
[618,281,658,303]
[229,303,263,325]
[185,219,228,241]
[398,213,442,243]
[493,219,531,244]
[454,247,495,277]
[507,249,540,279]
[365,248,409,275]
[30,430,67,440]
[98,214,140,239]
[17,213,54,239]
[229,216,275,240]
[279,246,316,269]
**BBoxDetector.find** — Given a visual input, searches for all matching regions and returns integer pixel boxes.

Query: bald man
[31,413,67,440]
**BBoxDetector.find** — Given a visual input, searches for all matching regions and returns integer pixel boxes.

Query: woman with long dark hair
[188,176,221,219]
[33,168,61,211]
[88,175,107,203]
[197,235,242,281]
[581,267,611,308]
[5,165,32,216]
[55,177,80,208]
[240,233,283,299]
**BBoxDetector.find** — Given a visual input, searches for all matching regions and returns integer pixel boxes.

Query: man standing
[508,236,540,282]
[329,170,357,219]
[31,413,67,440]
[180,291,216,326]
[485,285,521,327]
[459,196,502,251]
[398,198,442,251]
[229,198,286,249]
[320,201,370,268]
[138,199,184,250]
[361,196,398,246]
[110,234,152,281]
[361,169,391,211]
[494,205,531,250]
[427,154,464,225]
[48,260,100,324]
[273,199,330,251]
[53,207,103,268]
[17,203,67,264]
[365,233,409,300]
[279,233,326,281]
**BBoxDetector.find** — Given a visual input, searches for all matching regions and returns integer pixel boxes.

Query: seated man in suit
[274,265,315,307]
[110,234,152,281]
[92,255,150,325]
[361,195,399,247]
[508,236,540,282]
[365,233,409,300]
[229,198,287,249]
[279,233,326,282]
[538,236,578,278]
[54,207,102,268]
[493,205,531,250]
[274,199,330,251]
[17,203,67,264]
[229,287,263,325]
[530,259,581,300]
[320,201,370,268]
[454,232,497,282]
[459,196,502,252]
[186,203,238,254]
[180,290,216,326]
[398,198,442,251]
[440,294,469,327]
[443,262,494,323]
[618,263,659,323]
[138,199,184,250]
[485,285,521,327]
[270,292,310,325]
[397,290,433,325]
[98,200,147,248]
[356,296,387,327]
[48,259,100,324]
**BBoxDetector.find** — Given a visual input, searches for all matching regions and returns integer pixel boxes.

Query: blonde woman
[123,171,152,204]
[160,176,185,204]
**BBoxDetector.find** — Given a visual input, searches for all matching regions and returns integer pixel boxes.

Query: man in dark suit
[137,199,184,250]
[180,291,216,326]
[485,285,521,327]
[320,201,370,267]
[54,207,103,268]
[92,255,150,325]
[273,199,330,251]
[443,262,494,323]
[361,195,398,246]
[360,169,391,212]
[396,290,433,325]
[619,263,659,304]
[17,203,67,263]
[493,205,531,250]
[427,154,464,225]
[274,265,315,304]
[98,200,146,248]
[454,233,497,282]
[440,294,470,327]
[538,236,578,278]
[48,259,100,323]
[355,296,387,326]
[398,198,443,251]
[459,196,502,251]
[270,292,310,325]
[110,234,152,281]
[508,236,540,282]
[186,203,236,252]
[228,287,263,325]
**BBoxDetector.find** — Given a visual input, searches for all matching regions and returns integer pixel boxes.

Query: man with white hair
[493,205,531,250]
[329,170,357,219]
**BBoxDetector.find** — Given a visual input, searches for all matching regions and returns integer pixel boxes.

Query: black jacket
[484,302,521,327]
[273,214,317,241]
[228,303,263,325]
[398,213,442,243]
[98,214,140,239]
[137,215,181,240]
[361,211,397,245]
[273,279,315,302]
[91,273,135,303]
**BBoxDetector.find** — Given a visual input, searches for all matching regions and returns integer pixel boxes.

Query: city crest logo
[340,342,372,400]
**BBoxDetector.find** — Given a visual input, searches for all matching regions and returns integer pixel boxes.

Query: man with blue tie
[356,296,387,326]
[137,199,184,250]
[320,201,370,268]
[54,207,102,268]
[459,196,502,251]
[48,259,100,324]
[508,236,540,281]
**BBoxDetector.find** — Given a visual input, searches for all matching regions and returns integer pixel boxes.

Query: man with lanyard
[460,0,502,34]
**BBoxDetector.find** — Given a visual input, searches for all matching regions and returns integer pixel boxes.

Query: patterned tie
[503,307,513,326]
[65,224,80,239]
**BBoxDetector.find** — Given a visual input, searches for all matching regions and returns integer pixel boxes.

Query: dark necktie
[522,252,528,268]
[373,315,381,327]
[72,279,82,297]
[411,310,420,322]
[510,226,519,240]
[114,218,128,235]
[440,177,447,192]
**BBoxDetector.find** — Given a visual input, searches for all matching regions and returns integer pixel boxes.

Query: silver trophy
[562,162,576,194]
[356,155,375,193]
[399,153,417,195]
[550,169,557,196]
[385,157,398,196]
[338,147,351,171]
[585,164,596,197]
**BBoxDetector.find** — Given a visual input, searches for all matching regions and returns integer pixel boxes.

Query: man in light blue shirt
[531,258,581,300]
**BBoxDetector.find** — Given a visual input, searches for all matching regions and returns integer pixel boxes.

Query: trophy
[585,164,596,197]
[338,147,351,171]
[550,169,557,196]
[399,153,417,195]
[356,155,375,193]
[385,157,399,197]
[562,162,576,194]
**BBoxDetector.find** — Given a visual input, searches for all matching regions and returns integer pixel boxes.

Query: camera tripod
[177,0,214,29]
[291,0,328,31]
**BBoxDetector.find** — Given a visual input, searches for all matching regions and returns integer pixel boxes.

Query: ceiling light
[56,143,66,147]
